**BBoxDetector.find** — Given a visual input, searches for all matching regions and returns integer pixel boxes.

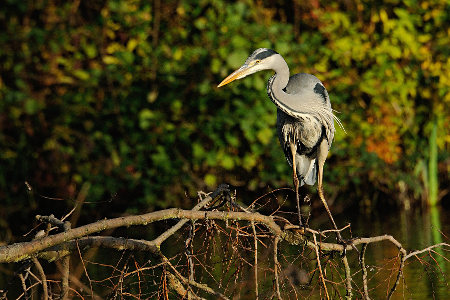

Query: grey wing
[285,73,335,149]
[276,73,336,185]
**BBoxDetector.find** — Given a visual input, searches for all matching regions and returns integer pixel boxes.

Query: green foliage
[0,0,448,215]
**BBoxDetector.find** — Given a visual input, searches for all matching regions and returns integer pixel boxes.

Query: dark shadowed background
[0,0,449,242]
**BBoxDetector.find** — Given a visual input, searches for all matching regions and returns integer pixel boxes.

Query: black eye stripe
[254,49,278,60]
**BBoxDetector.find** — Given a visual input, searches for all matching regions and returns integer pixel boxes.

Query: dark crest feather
[246,48,278,64]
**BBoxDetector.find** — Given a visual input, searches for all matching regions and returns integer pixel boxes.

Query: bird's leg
[317,163,342,242]
[290,143,302,226]
[317,141,342,242]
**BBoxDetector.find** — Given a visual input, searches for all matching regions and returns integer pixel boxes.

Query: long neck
[267,55,333,123]
[271,55,290,92]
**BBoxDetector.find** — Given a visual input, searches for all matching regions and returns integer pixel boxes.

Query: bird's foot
[334,233,357,257]
[293,175,300,189]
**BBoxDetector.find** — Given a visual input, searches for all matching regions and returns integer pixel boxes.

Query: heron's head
[217,48,279,87]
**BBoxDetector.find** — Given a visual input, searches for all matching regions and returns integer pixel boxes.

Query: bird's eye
[255,60,261,64]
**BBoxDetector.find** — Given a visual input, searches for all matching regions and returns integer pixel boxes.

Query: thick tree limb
[0,209,284,263]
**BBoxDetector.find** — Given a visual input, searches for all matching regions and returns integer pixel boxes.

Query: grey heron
[218,48,343,238]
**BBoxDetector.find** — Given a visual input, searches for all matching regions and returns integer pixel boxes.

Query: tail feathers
[296,156,317,186]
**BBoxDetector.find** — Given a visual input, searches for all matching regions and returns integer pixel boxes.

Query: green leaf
[139,109,155,129]
[24,99,39,114]
[226,50,247,69]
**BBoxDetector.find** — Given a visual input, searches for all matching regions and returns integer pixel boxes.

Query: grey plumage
[275,73,334,186]
[218,48,343,234]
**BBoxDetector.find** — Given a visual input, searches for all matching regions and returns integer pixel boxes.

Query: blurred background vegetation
[0,0,449,238]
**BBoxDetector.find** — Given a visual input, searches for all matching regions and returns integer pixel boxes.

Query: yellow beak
[217,66,250,88]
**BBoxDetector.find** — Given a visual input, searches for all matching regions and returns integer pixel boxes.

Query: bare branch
[341,255,352,299]
[360,243,370,300]
[404,242,449,260]
[1,188,449,299]
[61,257,70,300]
[387,250,405,300]
[273,236,282,300]
[151,192,214,246]
[312,233,329,300]
[32,258,48,300]
[76,241,94,299]
[36,214,71,232]
[251,221,259,299]
[167,271,204,300]
[159,251,229,300]
[0,209,284,263]
[18,273,28,299]
[61,218,71,300]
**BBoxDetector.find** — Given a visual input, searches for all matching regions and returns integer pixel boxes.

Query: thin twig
[68,274,102,299]
[69,182,90,228]
[15,281,40,300]
[18,273,28,299]
[251,221,259,299]
[167,271,203,299]
[404,242,449,260]
[188,221,195,282]
[159,252,229,300]
[312,233,329,300]
[32,258,48,299]
[320,223,351,235]
[387,250,406,299]
[76,241,94,299]
[151,193,214,246]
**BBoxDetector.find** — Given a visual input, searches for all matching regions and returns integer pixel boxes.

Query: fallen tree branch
[1,189,449,299]
[0,210,284,263]
[1,209,448,269]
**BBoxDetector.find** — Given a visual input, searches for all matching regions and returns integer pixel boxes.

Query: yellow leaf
[204,174,217,187]
[173,48,183,60]
[106,42,123,54]
[257,127,273,145]
[103,55,120,65]
[379,9,388,23]
[127,39,138,51]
